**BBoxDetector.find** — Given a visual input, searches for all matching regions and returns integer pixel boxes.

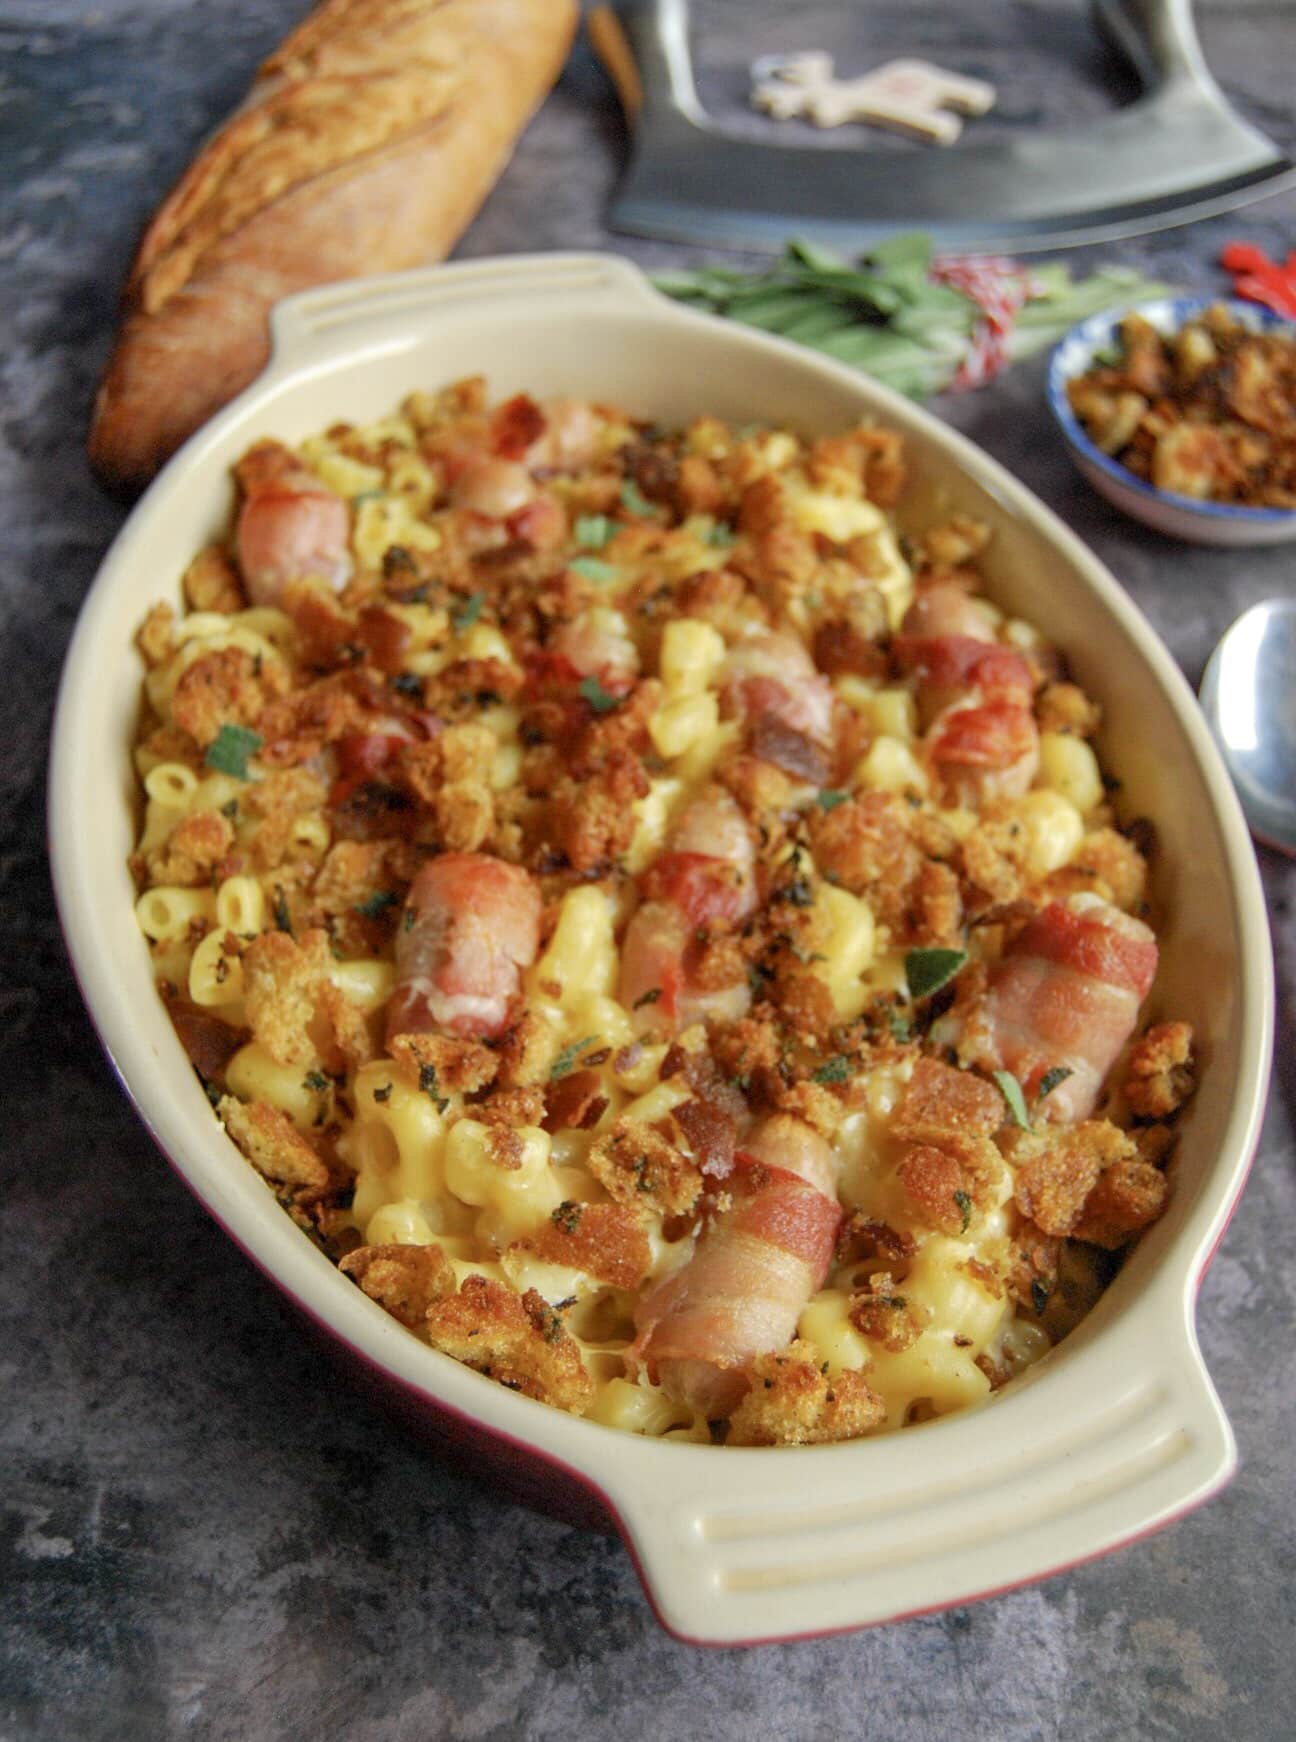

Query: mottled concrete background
[2,3,1294,1737]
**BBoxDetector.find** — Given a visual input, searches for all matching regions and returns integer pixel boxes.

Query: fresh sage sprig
[654,235,1170,399]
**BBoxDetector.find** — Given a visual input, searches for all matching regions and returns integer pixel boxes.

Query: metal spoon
[1199,596,1296,857]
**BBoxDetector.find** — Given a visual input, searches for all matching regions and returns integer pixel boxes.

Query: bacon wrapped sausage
[389,852,542,1042]
[628,1115,843,1419]
[937,895,1158,1123]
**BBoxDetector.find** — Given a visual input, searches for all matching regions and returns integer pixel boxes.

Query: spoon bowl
[1200,596,1296,857]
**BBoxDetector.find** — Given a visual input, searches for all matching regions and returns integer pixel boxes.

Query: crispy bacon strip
[747,716,832,784]
[628,1115,842,1419]
[938,897,1157,1123]
[389,852,542,1042]
[673,1097,737,1180]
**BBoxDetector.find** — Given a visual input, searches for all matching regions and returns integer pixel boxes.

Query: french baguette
[88,0,578,498]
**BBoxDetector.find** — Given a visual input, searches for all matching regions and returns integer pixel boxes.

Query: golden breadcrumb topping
[128,381,1199,1446]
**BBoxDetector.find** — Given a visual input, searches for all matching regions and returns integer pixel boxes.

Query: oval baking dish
[50,254,1273,1645]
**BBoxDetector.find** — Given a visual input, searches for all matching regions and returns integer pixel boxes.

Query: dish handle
[596,1284,1236,1644]
[268,253,662,368]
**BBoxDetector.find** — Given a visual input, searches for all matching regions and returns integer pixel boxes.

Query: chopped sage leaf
[1037,1065,1074,1101]
[452,591,484,633]
[812,1055,852,1085]
[993,1069,1031,1131]
[272,885,292,935]
[419,1063,448,1112]
[574,514,615,549]
[815,789,849,812]
[204,723,262,780]
[569,556,619,584]
[550,1036,600,1081]
[632,987,662,1010]
[953,1188,972,1233]
[703,521,736,548]
[354,891,398,921]
[578,674,619,714]
[620,479,658,518]
[904,947,967,1001]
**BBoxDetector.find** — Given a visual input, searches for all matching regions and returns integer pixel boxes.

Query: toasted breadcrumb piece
[171,645,283,747]
[1073,1157,1169,1249]
[138,722,203,771]
[241,768,329,872]
[717,752,798,820]
[957,810,1032,906]
[894,1057,1004,1137]
[219,1095,330,1195]
[146,808,235,887]
[812,607,888,682]
[710,1013,782,1085]
[494,1009,560,1088]
[136,601,176,667]
[475,1085,548,1129]
[340,1241,453,1328]
[183,544,247,615]
[544,751,649,874]
[424,1277,594,1414]
[310,839,403,918]
[1005,1219,1061,1315]
[921,513,990,567]
[726,1340,886,1446]
[241,927,332,1066]
[1045,827,1147,913]
[254,673,372,764]
[513,1201,651,1291]
[400,723,497,853]
[835,1212,915,1269]
[738,475,818,604]
[896,1128,1001,1234]
[1010,1120,1137,1237]
[675,566,756,637]
[773,1079,844,1138]
[388,1030,498,1096]
[909,859,964,947]
[588,1117,703,1219]
[849,1272,925,1352]
[436,781,496,854]
[848,425,908,507]
[1134,1123,1177,1169]
[772,972,838,1046]
[677,451,726,514]
[317,981,377,1074]
[1036,681,1101,738]
[808,792,919,915]
[1124,1021,1196,1119]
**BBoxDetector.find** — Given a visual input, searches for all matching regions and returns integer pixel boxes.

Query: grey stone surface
[1,2,1293,1737]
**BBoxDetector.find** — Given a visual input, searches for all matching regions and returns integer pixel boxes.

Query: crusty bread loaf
[89,0,578,498]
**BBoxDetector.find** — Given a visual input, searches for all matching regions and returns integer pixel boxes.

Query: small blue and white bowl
[1047,296,1296,547]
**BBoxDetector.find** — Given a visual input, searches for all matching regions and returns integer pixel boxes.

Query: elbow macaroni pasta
[127,381,1189,1448]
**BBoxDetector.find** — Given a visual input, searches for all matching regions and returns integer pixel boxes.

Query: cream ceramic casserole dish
[50,254,1274,1645]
